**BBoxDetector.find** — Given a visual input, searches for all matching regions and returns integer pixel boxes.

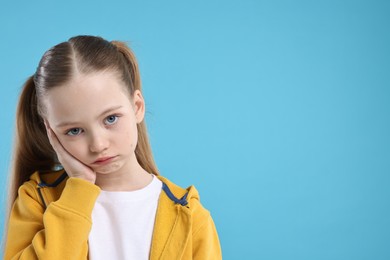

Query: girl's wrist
[71,173,96,184]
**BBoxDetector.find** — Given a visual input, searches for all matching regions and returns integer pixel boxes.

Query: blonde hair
[6,35,159,217]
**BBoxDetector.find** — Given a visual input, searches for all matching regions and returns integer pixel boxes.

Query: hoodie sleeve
[4,177,100,260]
[191,200,222,260]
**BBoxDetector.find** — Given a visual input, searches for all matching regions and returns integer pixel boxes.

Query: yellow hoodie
[4,170,222,259]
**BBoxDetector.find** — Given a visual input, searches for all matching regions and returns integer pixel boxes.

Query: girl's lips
[93,156,116,165]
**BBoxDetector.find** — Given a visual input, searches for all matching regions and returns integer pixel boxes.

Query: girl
[4,35,221,259]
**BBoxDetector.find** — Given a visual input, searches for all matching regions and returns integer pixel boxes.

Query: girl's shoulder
[30,169,68,187]
[18,170,68,208]
[156,175,211,219]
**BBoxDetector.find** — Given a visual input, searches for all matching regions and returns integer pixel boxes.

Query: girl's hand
[45,122,96,184]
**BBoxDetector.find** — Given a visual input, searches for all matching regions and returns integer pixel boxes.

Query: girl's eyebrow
[55,105,123,128]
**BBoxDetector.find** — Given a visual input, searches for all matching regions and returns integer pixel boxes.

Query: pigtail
[3,76,56,251]
[111,41,159,176]
[111,41,141,93]
[8,76,56,205]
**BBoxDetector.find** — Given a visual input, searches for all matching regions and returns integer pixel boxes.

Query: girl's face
[43,72,145,176]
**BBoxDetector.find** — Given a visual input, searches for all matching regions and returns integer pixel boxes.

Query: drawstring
[36,172,68,209]
[37,187,47,208]
[162,182,189,206]
[37,172,68,188]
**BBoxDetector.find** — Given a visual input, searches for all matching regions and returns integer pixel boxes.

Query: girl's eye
[66,128,82,136]
[104,115,118,125]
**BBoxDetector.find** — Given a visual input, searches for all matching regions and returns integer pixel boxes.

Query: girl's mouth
[93,156,117,165]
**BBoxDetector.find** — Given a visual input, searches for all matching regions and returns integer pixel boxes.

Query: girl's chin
[93,162,122,175]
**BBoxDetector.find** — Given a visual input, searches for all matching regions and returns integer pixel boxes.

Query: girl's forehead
[49,72,130,99]
[66,71,124,88]
[44,72,133,123]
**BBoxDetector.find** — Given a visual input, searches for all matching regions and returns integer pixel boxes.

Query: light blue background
[1,0,389,259]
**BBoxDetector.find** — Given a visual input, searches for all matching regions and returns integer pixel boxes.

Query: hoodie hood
[29,170,200,209]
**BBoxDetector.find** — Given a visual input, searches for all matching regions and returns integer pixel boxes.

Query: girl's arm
[4,177,100,260]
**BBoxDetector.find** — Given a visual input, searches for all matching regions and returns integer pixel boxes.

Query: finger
[43,119,50,130]
[44,124,69,160]
[45,125,59,150]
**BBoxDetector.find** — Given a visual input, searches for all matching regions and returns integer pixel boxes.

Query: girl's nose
[89,133,109,153]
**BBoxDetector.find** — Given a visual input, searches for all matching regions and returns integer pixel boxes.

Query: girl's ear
[132,90,145,123]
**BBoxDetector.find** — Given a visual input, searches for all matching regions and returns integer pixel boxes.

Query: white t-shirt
[88,176,162,260]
